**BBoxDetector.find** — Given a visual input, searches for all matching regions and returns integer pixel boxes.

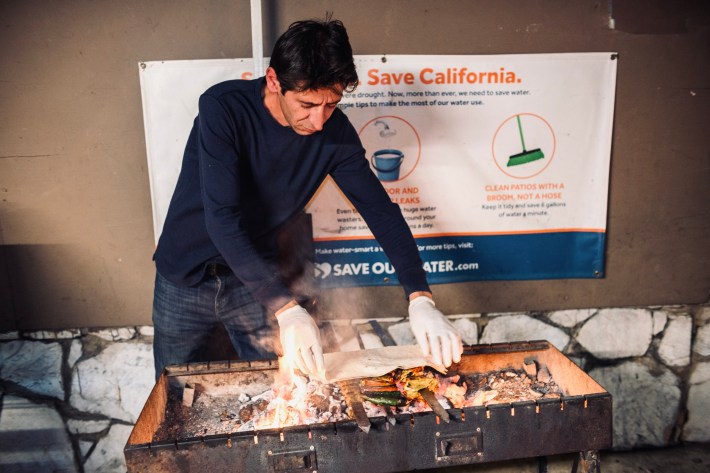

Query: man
[152,18,462,379]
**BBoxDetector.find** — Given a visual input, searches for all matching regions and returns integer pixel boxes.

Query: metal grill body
[125,341,612,473]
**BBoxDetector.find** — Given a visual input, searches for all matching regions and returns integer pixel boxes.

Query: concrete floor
[420,443,710,473]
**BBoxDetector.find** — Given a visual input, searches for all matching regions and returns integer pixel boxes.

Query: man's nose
[310,107,328,131]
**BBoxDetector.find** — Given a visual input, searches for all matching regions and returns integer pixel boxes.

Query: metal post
[537,456,548,473]
[250,0,264,77]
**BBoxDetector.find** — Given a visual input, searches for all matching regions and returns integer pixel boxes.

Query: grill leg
[572,450,601,473]
[537,456,548,473]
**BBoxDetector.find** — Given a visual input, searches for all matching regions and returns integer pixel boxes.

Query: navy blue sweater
[154,78,429,314]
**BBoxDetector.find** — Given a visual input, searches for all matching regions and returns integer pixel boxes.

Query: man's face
[265,68,343,135]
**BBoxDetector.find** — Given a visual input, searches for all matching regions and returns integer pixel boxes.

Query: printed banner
[307,54,617,288]
[139,58,262,241]
[139,53,617,288]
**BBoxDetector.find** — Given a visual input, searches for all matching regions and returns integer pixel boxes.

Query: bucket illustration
[371,149,405,181]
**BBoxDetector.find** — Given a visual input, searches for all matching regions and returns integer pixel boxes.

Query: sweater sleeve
[197,93,292,315]
[330,137,430,298]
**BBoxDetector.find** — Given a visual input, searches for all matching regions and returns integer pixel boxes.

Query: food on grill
[358,364,563,412]
[359,374,407,406]
[359,367,440,406]
[361,394,406,406]
[397,367,439,400]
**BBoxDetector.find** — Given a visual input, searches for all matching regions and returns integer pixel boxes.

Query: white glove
[276,304,325,376]
[408,296,463,367]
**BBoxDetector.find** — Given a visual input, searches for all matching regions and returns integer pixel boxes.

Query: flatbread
[319,345,447,383]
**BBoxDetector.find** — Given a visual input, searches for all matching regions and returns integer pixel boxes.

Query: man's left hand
[408,296,463,367]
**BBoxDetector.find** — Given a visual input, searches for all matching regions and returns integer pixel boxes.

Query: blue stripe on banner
[313,232,606,288]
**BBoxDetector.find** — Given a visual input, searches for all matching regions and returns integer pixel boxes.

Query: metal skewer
[419,388,450,423]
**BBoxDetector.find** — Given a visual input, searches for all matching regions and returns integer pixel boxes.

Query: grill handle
[268,448,317,472]
[436,430,484,460]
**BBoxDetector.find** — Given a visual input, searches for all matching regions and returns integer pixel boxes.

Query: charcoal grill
[125,340,611,473]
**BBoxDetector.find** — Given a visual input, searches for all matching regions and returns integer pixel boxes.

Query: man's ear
[265,67,281,94]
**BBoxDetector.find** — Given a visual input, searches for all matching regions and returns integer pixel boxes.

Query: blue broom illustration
[507,115,545,167]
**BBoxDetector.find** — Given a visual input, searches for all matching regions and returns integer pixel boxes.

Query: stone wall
[0,304,708,472]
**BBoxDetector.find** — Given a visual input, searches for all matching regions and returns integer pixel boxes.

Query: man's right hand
[276,303,325,376]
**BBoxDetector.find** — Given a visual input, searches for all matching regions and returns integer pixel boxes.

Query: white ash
[154,378,348,441]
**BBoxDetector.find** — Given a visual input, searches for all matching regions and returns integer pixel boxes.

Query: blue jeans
[152,264,278,378]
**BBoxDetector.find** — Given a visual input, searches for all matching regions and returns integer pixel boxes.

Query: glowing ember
[243,358,348,431]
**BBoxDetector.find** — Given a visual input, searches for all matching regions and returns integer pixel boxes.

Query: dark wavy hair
[269,18,359,94]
